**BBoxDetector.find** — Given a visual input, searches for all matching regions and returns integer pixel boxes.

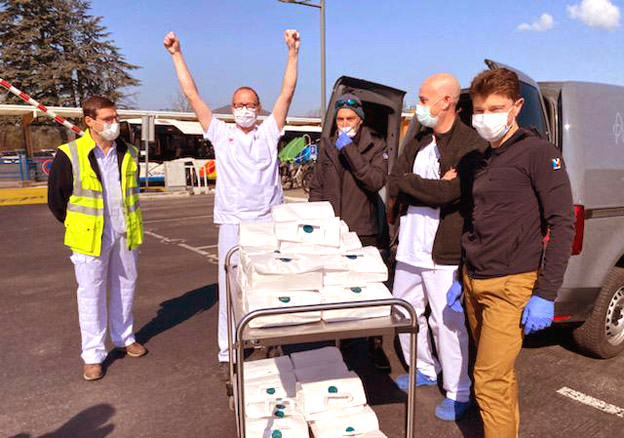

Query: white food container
[320,283,392,322]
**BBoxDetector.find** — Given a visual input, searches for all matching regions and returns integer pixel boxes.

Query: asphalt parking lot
[1,193,623,438]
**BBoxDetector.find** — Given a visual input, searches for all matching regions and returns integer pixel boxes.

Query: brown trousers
[463,270,538,438]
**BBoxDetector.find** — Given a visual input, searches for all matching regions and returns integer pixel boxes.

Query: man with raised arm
[163,29,300,371]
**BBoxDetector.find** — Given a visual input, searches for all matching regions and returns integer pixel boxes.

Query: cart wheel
[267,345,284,358]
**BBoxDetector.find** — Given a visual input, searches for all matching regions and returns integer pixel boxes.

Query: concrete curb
[139,191,192,200]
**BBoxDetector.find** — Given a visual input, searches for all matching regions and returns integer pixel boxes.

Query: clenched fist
[284,29,300,51]
[163,31,181,55]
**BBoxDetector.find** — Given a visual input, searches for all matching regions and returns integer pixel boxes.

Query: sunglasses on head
[335,98,361,109]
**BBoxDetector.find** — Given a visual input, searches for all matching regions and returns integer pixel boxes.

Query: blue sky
[90,0,623,116]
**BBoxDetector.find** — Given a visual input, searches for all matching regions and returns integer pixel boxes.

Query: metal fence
[0,153,52,182]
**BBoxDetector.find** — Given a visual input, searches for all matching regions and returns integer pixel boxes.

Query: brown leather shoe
[83,363,103,381]
[117,342,147,357]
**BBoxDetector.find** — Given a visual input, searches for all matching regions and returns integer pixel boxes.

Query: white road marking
[196,244,219,250]
[144,230,177,243]
[557,386,624,418]
[143,214,213,224]
[144,230,218,265]
[178,243,209,256]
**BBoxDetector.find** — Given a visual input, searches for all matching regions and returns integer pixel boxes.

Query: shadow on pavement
[102,283,218,369]
[522,324,579,352]
[10,404,115,438]
[341,338,407,406]
[135,283,218,344]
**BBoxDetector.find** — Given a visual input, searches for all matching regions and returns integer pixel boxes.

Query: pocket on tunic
[251,141,272,162]
[70,252,98,265]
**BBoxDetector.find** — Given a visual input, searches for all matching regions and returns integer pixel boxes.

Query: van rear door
[323,76,406,172]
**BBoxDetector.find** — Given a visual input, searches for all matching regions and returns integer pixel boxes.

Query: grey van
[324,61,624,358]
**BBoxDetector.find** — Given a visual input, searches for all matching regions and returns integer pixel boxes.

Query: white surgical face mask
[416,104,439,128]
[339,125,358,138]
[97,122,120,141]
[233,107,257,128]
[472,111,512,143]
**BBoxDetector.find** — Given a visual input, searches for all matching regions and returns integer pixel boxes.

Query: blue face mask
[416,98,443,128]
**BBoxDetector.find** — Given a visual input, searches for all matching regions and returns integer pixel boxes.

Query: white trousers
[218,223,239,362]
[71,231,138,364]
[393,261,471,402]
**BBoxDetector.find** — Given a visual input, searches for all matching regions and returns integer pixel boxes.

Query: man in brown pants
[447,68,575,437]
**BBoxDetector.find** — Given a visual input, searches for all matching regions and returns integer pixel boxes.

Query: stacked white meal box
[238,201,393,328]
[242,355,309,438]
[243,347,387,438]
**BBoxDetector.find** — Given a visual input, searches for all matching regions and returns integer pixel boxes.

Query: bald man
[388,74,487,420]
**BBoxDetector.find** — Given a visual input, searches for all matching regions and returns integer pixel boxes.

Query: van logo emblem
[551,158,562,171]
[614,112,624,145]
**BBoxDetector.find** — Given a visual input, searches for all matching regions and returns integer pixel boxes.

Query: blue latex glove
[446,281,464,313]
[335,132,352,150]
[521,296,554,335]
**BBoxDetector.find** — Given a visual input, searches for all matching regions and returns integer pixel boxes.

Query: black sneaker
[368,341,391,372]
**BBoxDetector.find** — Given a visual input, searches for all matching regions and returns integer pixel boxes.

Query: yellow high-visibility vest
[57,130,143,256]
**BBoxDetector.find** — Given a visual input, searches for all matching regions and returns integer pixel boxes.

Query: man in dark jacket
[448,68,575,437]
[388,73,488,421]
[309,93,391,370]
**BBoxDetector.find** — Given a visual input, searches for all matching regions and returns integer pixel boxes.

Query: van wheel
[572,266,624,358]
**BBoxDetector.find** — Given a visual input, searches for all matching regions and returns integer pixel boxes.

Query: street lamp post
[278,0,326,121]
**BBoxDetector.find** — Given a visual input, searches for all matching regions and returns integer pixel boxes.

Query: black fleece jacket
[459,128,575,301]
[309,126,388,237]
[47,138,131,223]
[388,117,488,265]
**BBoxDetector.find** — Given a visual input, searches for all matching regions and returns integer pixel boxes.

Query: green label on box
[274,409,285,418]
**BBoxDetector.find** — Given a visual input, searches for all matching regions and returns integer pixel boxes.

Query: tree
[0,0,140,108]
[167,90,193,113]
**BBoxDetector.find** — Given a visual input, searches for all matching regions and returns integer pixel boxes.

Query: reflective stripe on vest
[61,134,143,256]
[67,203,104,216]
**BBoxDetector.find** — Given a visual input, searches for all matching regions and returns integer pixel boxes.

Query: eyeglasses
[232,103,259,110]
[96,116,119,123]
[335,98,361,109]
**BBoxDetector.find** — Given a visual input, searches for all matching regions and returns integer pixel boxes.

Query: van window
[518,82,548,138]
[456,82,548,138]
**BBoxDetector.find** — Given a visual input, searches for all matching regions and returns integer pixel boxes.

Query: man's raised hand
[284,29,300,51]
[163,31,181,55]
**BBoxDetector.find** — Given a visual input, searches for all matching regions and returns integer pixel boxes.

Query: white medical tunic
[396,138,455,270]
[204,115,283,224]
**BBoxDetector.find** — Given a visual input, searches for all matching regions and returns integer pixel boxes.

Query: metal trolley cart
[225,246,419,438]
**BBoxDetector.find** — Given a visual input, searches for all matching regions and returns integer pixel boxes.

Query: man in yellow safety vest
[48,96,146,381]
